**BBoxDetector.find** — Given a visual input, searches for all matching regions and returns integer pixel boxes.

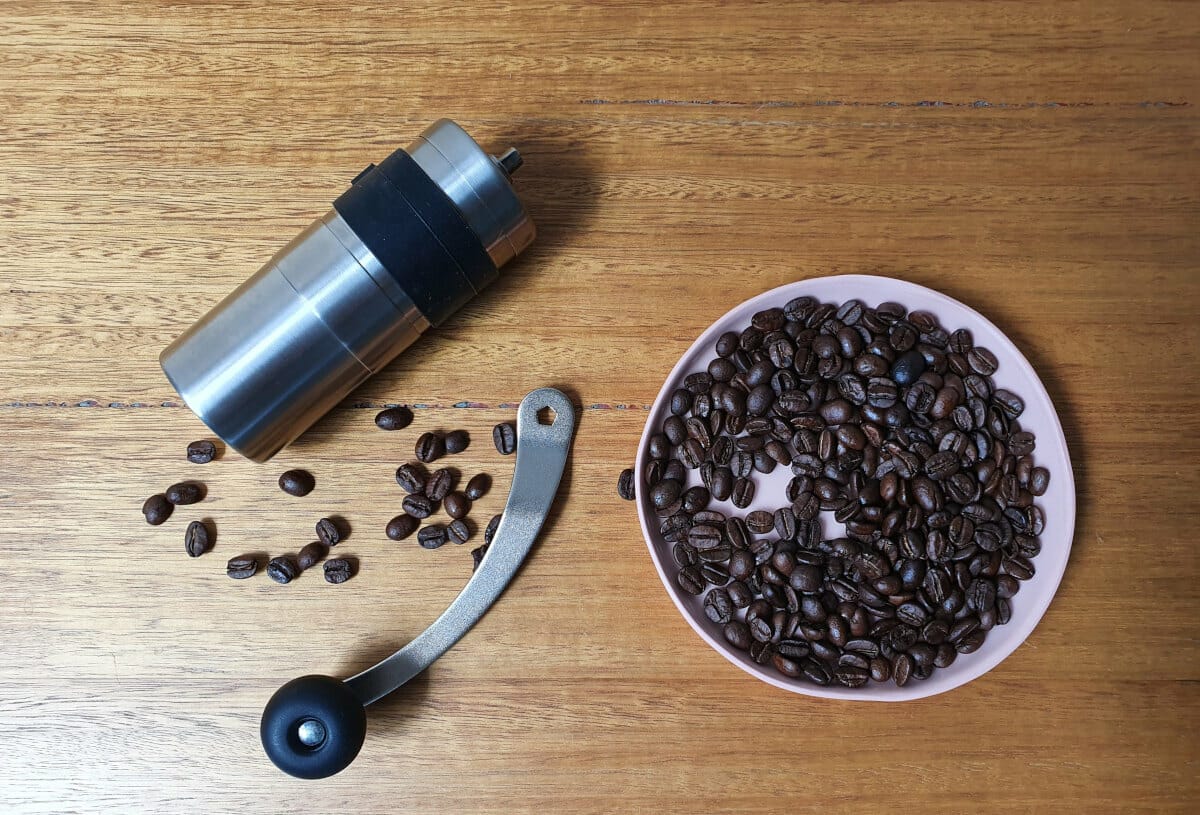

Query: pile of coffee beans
[385,460,491,552]
[633,296,1050,689]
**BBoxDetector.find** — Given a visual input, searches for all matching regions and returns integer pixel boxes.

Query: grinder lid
[404,119,536,269]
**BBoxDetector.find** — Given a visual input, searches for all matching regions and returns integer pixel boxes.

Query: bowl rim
[635,274,1076,701]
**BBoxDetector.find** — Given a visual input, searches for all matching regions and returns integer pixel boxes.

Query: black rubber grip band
[333,150,497,326]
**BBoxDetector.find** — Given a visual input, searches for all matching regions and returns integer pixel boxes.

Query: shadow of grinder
[159,119,535,462]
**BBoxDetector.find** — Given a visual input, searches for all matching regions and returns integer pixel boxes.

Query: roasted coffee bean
[1029,467,1050,496]
[704,588,735,624]
[677,566,706,595]
[186,439,217,464]
[682,486,710,514]
[374,406,413,430]
[484,514,502,546]
[315,517,342,547]
[723,621,752,650]
[267,556,300,584]
[418,524,449,549]
[166,481,205,505]
[651,479,683,511]
[142,494,173,526]
[444,491,471,520]
[492,422,517,455]
[746,510,774,534]
[403,494,436,519]
[892,652,913,686]
[731,477,755,509]
[663,460,687,484]
[226,555,258,580]
[447,519,471,545]
[415,432,446,463]
[470,543,490,571]
[648,433,671,460]
[323,558,353,584]
[395,463,427,494]
[297,541,327,570]
[275,468,315,496]
[386,514,419,541]
[967,347,998,376]
[835,665,870,688]
[444,429,471,454]
[184,520,211,557]
[710,468,734,501]
[956,630,986,654]
[615,468,636,500]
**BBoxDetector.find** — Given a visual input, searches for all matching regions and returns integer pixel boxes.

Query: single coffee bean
[681,485,711,514]
[267,556,300,584]
[723,621,752,650]
[297,541,327,570]
[166,481,205,506]
[650,478,683,511]
[967,347,999,376]
[226,555,258,579]
[278,470,314,497]
[704,588,735,624]
[444,491,471,520]
[418,524,449,549]
[447,519,471,545]
[484,514,502,546]
[425,468,455,501]
[648,433,671,460]
[374,406,413,430]
[142,494,173,525]
[731,477,755,509]
[395,463,427,494]
[184,520,211,557]
[746,510,774,534]
[415,432,446,463]
[386,514,419,541]
[316,518,342,547]
[186,439,217,464]
[677,565,706,595]
[403,494,435,519]
[323,558,353,584]
[1029,466,1050,496]
[470,543,490,571]
[462,473,491,501]
[444,429,471,454]
[492,422,517,455]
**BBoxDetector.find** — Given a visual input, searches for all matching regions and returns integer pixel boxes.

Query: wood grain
[0,2,1197,813]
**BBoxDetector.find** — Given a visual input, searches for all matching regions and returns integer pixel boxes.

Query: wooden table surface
[2,2,1197,812]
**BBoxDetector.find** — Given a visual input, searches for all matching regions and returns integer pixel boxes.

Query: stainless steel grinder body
[159,120,534,462]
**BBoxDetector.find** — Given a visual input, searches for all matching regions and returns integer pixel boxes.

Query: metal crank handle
[260,388,576,779]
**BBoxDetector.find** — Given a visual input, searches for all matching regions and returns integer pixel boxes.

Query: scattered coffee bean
[297,541,328,570]
[267,555,299,584]
[444,429,471,454]
[386,513,419,541]
[315,518,342,547]
[471,543,490,571]
[484,514,502,546]
[415,432,446,463]
[465,473,491,501]
[374,406,413,430]
[395,463,427,494]
[618,468,636,500]
[418,524,448,549]
[142,494,173,526]
[166,481,205,506]
[493,422,516,455]
[402,494,435,519]
[447,519,471,545]
[424,468,455,501]
[278,470,314,497]
[226,556,258,579]
[184,520,211,557]
[186,440,216,464]
[444,491,471,520]
[323,558,353,584]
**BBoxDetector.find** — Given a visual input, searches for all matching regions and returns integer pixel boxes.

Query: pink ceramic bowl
[636,275,1076,701]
